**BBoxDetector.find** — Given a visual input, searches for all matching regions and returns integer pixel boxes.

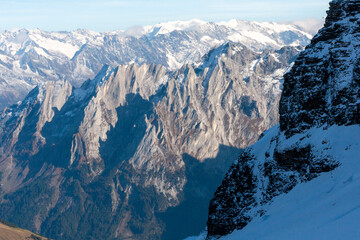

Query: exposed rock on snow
[206,1,360,238]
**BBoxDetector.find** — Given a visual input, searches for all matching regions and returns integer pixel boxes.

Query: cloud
[289,18,325,35]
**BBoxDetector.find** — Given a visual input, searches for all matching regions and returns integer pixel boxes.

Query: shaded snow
[188,125,360,240]
[223,126,360,240]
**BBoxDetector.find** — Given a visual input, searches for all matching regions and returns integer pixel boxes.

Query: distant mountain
[289,18,325,35]
[0,219,49,240]
[0,42,300,240]
[0,19,317,109]
[206,0,360,239]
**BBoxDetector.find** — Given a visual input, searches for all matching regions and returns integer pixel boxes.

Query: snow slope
[222,125,360,240]
[187,125,360,240]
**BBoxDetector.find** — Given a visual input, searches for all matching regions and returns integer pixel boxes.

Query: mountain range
[0,19,318,110]
[0,38,301,239]
[5,0,360,237]
[0,10,338,240]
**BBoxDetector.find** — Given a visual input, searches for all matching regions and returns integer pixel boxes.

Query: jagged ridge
[0,20,314,110]
[0,43,299,239]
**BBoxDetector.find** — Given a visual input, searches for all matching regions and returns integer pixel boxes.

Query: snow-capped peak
[0,18,317,110]
[143,19,207,35]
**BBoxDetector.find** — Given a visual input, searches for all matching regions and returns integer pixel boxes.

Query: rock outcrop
[207,0,360,238]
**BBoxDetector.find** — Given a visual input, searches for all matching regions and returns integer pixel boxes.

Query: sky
[0,0,331,32]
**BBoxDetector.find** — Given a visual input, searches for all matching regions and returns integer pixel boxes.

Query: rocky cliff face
[0,42,299,239]
[206,0,360,238]
[0,20,314,110]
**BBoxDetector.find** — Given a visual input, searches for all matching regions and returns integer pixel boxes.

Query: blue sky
[0,0,331,32]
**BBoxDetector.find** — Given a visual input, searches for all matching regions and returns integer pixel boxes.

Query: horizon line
[0,17,325,34]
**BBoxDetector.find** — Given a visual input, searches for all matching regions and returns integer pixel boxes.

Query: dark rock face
[280,0,360,137]
[207,152,257,237]
[207,1,360,238]
[207,131,340,238]
[0,43,298,240]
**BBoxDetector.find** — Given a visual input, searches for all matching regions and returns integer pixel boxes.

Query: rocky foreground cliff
[206,0,360,238]
[0,42,299,239]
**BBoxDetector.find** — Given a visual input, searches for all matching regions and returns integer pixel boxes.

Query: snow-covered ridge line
[0,18,316,56]
[2,18,322,36]
[0,18,318,110]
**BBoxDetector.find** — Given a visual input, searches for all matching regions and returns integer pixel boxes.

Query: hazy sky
[0,0,331,32]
